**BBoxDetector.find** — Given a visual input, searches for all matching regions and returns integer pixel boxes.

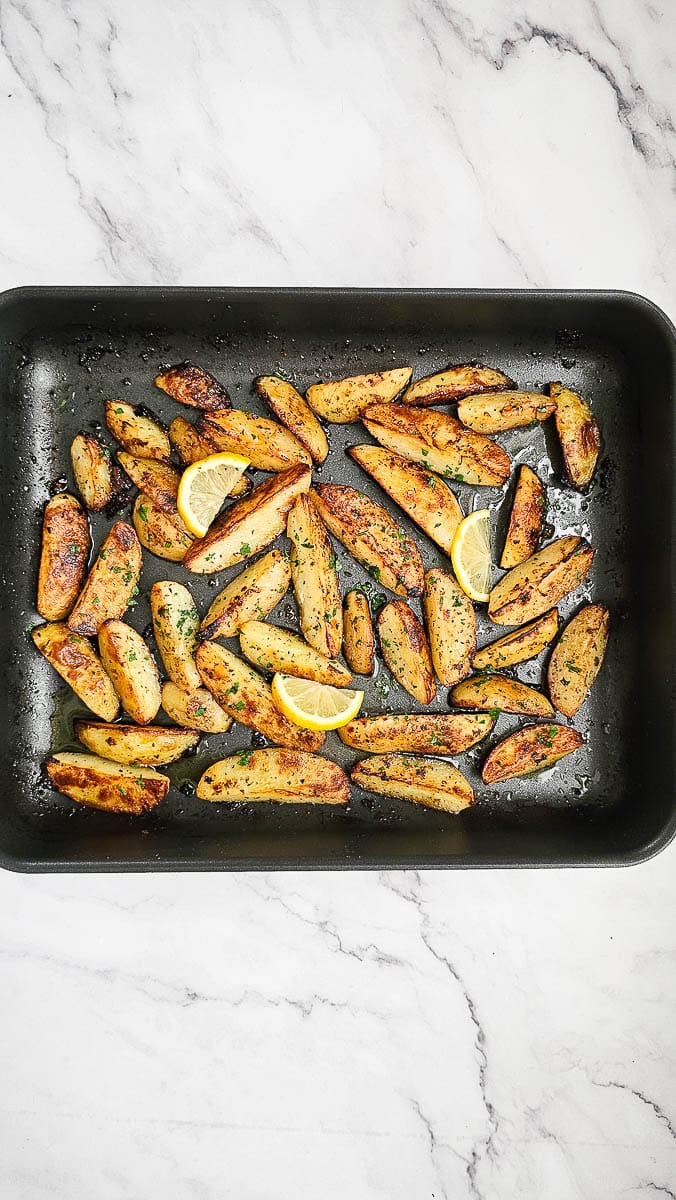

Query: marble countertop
[1,2,674,1197]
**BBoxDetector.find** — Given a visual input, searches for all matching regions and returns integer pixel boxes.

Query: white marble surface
[1,1,675,1197]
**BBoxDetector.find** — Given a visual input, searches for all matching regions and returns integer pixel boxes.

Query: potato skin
[67,520,142,636]
[133,493,194,563]
[338,712,493,755]
[488,537,594,626]
[351,753,473,813]
[201,408,311,471]
[117,452,180,514]
[46,752,169,813]
[154,362,231,411]
[473,609,559,671]
[161,682,232,734]
[550,382,601,491]
[342,590,375,676]
[37,493,90,621]
[104,400,171,461]
[239,621,352,686]
[98,620,161,725]
[197,748,350,804]
[31,622,119,721]
[423,568,476,686]
[450,674,555,717]
[482,723,583,784]
[348,445,463,555]
[288,493,342,657]
[75,721,199,766]
[168,417,252,496]
[402,363,513,407]
[362,405,511,486]
[199,549,291,640]
[255,376,329,464]
[377,600,435,703]
[500,465,546,569]
[150,581,201,690]
[548,603,610,717]
[70,433,118,511]
[305,367,412,423]
[312,484,424,597]
[457,391,556,433]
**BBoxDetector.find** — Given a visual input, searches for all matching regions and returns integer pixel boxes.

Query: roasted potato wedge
[482,723,583,783]
[195,641,324,751]
[70,433,119,511]
[161,681,232,734]
[306,366,412,424]
[255,376,329,464]
[473,609,559,671]
[348,445,463,555]
[104,400,171,461]
[31,622,119,721]
[154,362,231,411]
[150,581,201,690]
[488,536,594,626]
[312,484,424,597]
[37,493,90,621]
[377,600,435,704]
[184,464,311,574]
[239,621,351,686]
[450,674,555,717]
[46,752,168,813]
[338,711,493,755]
[342,590,375,676]
[547,603,610,717]
[423,568,476,686]
[168,417,252,495]
[67,520,142,636]
[351,753,473,813]
[362,405,511,486]
[500,465,546,569]
[117,452,180,513]
[550,382,601,491]
[75,721,199,766]
[197,748,349,804]
[402,363,513,407]
[98,619,161,725]
[199,549,291,640]
[457,391,556,433]
[201,408,311,471]
[288,493,342,657]
[133,493,194,562]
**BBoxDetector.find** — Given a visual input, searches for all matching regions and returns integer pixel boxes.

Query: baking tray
[0,287,673,872]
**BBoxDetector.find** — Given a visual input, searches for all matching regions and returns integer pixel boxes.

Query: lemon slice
[271,673,364,730]
[451,509,493,602]
[177,452,250,537]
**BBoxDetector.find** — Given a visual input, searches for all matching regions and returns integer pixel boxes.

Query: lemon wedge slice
[450,509,493,602]
[177,452,249,537]
[271,674,364,731]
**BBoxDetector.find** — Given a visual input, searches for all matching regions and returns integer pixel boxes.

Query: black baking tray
[0,287,674,872]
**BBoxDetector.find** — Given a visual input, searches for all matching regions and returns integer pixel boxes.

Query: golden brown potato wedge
[161,681,232,734]
[351,753,473,813]
[488,536,594,626]
[473,609,559,671]
[338,711,493,755]
[377,600,435,704]
[184,464,311,575]
[37,493,90,621]
[104,400,171,461]
[46,752,168,813]
[154,362,231,411]
[98,620,161,725]
[362,405,511,486]
[500,465,546,569]
[199,549,291,640]
[201,408,311,471]
[423,568,476,686]
[133,493,194,562]
[288,493,342,657]
[75,721,199,766]
[31,622,119,720]
[402,363,514,407]
[70,433,119,511]
[482,723,583,783]
[117,452,181,513]
[197,748,349,804]
[305,366,412,423]
[239,621,351,686]
[255,376,329,464]
[311,485,424,597]
[348,445,463,555]
[457,391,556,433]
[342,590,375,676]
[550,382,601,491]
[450,674,555,717]
[150,581,201,690]
[168,418,252,495]
[547,603,610,717]
[195,641,324,751]
[67,520,142,636]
